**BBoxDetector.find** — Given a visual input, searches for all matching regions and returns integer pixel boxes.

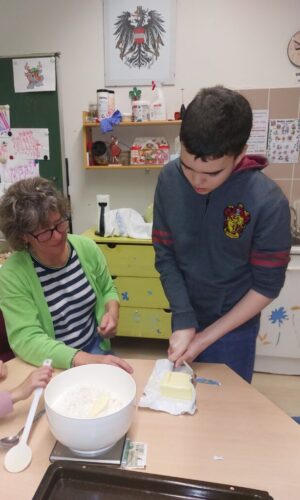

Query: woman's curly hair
[0,177,70,251]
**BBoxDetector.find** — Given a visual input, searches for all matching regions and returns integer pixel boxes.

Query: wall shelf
[82,111,181,127]
[85,164,164,170]
[82,111,181,170]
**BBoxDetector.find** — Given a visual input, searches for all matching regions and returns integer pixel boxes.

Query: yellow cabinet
[82,228,171,339]
[100,243,159,277]
[118,308,171,339]
[115,277,169,308]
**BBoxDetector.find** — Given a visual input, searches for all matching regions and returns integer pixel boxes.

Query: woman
[0,177,132,373]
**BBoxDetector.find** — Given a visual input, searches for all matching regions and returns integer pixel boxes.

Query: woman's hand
[72,351,134,374]
[97,312,118,338]
[98,300,119,338]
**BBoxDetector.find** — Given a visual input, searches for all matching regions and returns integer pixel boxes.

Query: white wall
[0,0,299,232]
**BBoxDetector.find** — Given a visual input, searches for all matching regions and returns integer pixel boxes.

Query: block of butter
[159,371,193,400]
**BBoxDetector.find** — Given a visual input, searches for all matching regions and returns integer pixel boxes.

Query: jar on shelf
[132,100,150,122]
[108,90,115,117]
[97,89,109,120]
[88,103,98,122]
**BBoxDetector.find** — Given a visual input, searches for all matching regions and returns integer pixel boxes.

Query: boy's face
[180,145,246,195]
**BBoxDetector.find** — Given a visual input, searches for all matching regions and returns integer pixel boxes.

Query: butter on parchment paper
[159,371,193,401]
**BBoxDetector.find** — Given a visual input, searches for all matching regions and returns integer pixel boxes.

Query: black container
[33,461,273,500]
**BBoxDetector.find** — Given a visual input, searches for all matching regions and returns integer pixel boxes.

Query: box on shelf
[130,137,170,165]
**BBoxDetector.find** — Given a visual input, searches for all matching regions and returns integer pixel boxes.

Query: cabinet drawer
[99,243,158,277]
[118,307,171,339]
[115,277,169,308]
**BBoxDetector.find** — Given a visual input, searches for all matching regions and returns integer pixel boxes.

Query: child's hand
[10,365,53,404]
[0,360,7,380]
[168,328,196,366]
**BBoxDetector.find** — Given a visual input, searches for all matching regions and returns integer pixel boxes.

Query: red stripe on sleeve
[250,250,290,268]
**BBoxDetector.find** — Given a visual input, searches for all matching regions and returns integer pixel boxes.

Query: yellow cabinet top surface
[82,227,152,245]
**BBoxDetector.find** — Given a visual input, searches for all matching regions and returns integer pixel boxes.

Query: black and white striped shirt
[32,245,96,349]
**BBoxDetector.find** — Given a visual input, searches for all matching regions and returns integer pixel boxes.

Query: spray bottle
[150,81,167,120]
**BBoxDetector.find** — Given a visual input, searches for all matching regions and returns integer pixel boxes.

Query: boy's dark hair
[180,86,253,160]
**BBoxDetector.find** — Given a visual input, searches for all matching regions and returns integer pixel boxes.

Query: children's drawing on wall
[9,129,50,160]
[24,61,44,89]
[0,140,8,165]
[0,105,10,136]
[0,159,39,185]
[104,0,176,85]
[267,118,300,163]
[13,57,56,93]
[0,129,48,194]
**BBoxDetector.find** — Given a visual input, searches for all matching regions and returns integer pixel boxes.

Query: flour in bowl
[52,384,123,418]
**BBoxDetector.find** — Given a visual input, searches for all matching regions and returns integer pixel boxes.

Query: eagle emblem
[114,6,166,69]
[223,203,251,239]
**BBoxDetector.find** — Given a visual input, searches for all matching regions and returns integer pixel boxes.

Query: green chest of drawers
[82,228,171,339]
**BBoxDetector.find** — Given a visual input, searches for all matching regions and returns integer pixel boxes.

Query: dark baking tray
[33,461,273,499]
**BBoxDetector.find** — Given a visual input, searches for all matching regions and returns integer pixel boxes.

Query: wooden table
[1,358,300,499]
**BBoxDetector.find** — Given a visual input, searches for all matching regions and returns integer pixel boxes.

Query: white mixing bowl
[44,364,136,456]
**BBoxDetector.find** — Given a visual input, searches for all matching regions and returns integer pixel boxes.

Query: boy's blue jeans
[194,319,260,383]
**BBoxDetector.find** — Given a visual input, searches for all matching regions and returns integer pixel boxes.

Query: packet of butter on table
[138,359,197,416]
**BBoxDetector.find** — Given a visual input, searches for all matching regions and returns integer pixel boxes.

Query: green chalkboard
[0,56,64,191]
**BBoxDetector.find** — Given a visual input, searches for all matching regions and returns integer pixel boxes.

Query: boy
[152,86,291,382]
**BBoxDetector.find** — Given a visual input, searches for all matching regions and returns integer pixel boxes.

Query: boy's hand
[0,360,7,380]
[176,329,213,366]
[168,328,196,366]
[10,365,53,404]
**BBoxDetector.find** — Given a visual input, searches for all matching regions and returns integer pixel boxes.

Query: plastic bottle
[97,89,109,120]
[150,81,167,121]
[132,100,150,122]
[108,90,115,117]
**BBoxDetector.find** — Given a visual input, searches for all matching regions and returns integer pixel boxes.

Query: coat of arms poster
[103,0,176,86]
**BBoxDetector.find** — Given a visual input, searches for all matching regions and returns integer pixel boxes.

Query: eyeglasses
[29,217,70,243]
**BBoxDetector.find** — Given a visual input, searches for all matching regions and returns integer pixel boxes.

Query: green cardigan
[0,234,119,369]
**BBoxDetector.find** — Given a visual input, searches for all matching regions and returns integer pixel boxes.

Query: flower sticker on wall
[268,306,289,345]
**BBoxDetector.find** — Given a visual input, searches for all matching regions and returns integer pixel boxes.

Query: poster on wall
[103,0,176,86]
[247,109,269,155]
[0,105,10,136]
[13,57,56,93]
[0,159,39,185]
[8,128,50,160]
[267,118,300,163]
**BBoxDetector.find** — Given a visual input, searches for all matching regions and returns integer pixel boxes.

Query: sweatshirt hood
[234,154,268,173]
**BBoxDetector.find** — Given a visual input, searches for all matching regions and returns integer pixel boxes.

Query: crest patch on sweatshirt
[223,203,251,239]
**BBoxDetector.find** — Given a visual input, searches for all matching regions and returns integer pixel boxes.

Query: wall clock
[287,31,300,67]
